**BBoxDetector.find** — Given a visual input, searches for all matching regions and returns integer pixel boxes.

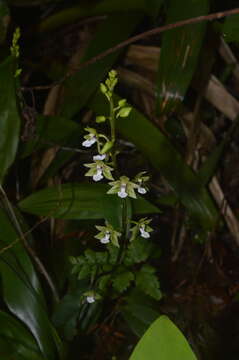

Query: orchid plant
[70,70,160,305]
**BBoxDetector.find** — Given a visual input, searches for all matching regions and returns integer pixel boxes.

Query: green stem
[109,97,117,170]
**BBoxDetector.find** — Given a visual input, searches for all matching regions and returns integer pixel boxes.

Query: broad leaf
[0,56,21,183]
[156,0,209,114]
[21,115,82,158]
[39,0,159,33]
[0,311,44,360]
[122,292,160,337]
[59,12,143,118]
[89,92,218,230]
[18,183,160,228]
[130,315,197,360]
[0,208,61,359]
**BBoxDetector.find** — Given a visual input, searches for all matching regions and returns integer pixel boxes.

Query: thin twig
[22,7,239,91]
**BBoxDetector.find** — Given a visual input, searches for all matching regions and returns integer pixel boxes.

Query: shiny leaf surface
[0,56,21,183]
[0,311,44,360]
[130,316,197,360]
[156,0,209,114]
[59,12,143,118]
[89,92,218,229]
[0,208,61,359]
[19,183,160,228]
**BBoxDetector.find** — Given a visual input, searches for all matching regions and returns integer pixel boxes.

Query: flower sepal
[107,176,138,199]
[95,223,121,247]
[130,218,153,242]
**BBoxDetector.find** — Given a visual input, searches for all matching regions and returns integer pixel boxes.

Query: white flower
[93,165,103,182]
[86,295,95,304]
[118,183,128,198]
[100,231,110,244]
[93,154,106,161]
[138,186,147,194]
[139,225,150,239]
[82,134,97,148]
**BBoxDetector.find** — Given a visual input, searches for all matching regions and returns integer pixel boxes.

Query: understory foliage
[1,0,239,359]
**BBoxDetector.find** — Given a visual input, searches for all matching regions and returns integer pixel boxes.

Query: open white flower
[134,172,149,195]
[129,217,153,242]
[84,160,114,182]
[95,223,121,247]
[100,231,110,244]
[86,295,95,304]
[107,176,138,199]
[139,225,150,238]
[82,134,97,147]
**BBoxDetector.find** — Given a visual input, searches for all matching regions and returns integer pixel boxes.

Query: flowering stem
[109,97,117,170]
[116,198,129,264]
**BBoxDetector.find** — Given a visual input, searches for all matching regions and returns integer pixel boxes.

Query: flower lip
[93,166,103,182]
[100,231,110,244]
[86,295,95,304]
[118,183,127,198]
[82,134,97,148]
[139,225,150,239]
[93,154,106,161]
[138,186,147,194]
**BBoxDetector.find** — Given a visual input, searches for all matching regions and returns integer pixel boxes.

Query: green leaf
[20,115,82,158]
[77,264,92,280]
[18,183,160,223]
[59,13,143,119]
[39,0,160,34]
[222,14,239,43]
[135,265,161,300]
[52,285,89,340]
[98,274,111,291]
[35,13,143,182]
[125,238,153,265]
[89,93,218,230]
[130,315,197,360]
[0,56,21,183]
[156,0,209,114]
[0,310,45,360]
[0,208,61,359]
[0,1,10,44]
[117,106,132,118]
[122,305,159,338]
[112,271,134,293]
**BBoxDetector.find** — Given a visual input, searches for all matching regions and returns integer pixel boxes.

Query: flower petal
[82,137,96,147]
[86,296,95,303]
[138,186,147,194]
[93,154,106,161]
[100,233,110,244]
[140,227,150,238]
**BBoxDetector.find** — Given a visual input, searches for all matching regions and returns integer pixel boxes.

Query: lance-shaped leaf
[18,183,160,230]
[156,0,209,114]
[0,208,61,359]
[89,92,218,230]
[39,0,163,33]
[59,12,143,118]
[0,310,45,360]
[0,56,21,183]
